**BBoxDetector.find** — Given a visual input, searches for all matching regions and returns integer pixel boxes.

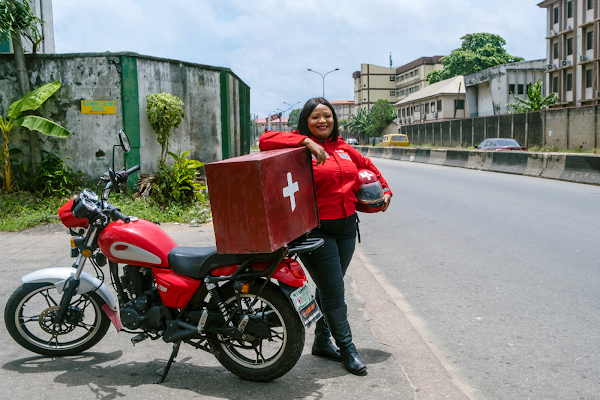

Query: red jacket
[259,130,392,219]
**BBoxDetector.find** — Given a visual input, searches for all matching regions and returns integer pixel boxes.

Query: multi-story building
[395,76,469,124]
[538,0,599,106]
[330,100,356,121]
[395,56,444,102]
[0,0,55,54]
[353,64,397,111]
[257,117,291,132]
[464,60,547,117]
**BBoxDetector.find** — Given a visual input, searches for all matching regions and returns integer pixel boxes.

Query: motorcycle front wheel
[210,281,305,381]
[4,282,111,357]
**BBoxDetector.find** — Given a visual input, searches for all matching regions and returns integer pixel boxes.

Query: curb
[355,146,600,186]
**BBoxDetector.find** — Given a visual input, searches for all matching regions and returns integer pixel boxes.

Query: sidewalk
[0,223,470,400]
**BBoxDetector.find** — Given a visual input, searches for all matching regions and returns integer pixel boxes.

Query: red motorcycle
[4,131,322,383]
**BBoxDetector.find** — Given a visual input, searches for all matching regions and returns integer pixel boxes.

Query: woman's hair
[297,97,339,142]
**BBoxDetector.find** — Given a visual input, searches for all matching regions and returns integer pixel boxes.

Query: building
[257,117,291,132]
[464,60,547,117]
[0,0,55,54]
[395,56,444,102]
[537,0,599,106]
[330,100,356,121]
[395,76,468,124]
[353,64,397,111]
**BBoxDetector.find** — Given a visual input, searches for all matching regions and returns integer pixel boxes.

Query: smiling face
[307,104,335,140]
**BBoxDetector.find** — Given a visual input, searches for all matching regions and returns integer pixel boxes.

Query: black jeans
[299,214,357,313]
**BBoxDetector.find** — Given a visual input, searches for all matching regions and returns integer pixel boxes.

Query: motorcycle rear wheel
[4,282,111,357]
[210,281,305,381]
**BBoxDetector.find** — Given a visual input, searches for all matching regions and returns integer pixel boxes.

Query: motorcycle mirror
[119,129,131,153]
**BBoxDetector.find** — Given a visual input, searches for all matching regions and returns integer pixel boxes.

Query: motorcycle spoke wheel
[210,281,305,382]
[5,283,111,357]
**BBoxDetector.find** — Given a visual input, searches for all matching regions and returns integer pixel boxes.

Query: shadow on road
[3,348,392,400]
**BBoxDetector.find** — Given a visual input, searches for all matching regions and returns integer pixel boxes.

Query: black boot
[312,316,342,361]
[323,305,367,375]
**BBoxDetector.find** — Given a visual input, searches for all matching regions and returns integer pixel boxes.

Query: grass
[0,190,211,232]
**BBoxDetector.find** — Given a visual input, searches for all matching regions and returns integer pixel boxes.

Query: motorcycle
[4,130,323,383]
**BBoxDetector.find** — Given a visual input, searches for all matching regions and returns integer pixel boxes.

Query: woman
[259,97,392,376]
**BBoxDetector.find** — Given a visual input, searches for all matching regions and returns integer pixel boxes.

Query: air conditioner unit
[581,55,588,62]
[547,64,556,70]
[567,25,572,30]
[406,117,411,123]
[549,30,556,36]
[596,91,600,98]
[561,60,571,67]
[433,112,438,118]
[421,114,426,121]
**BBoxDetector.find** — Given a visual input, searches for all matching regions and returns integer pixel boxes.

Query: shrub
[146,93,185,164]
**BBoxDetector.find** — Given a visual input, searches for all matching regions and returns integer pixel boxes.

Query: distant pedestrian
[259,97,392,375]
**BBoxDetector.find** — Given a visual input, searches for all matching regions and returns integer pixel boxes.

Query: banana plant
[1,81,70,191]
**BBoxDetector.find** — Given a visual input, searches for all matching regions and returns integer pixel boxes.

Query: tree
[0,0,46,171]
[507,80,558,113]
[146,93,185,164]
[0,81,71,191]
[287,109,300,129]
[365,99,396,138]
[347,107,371,140]
[427,33,524,84]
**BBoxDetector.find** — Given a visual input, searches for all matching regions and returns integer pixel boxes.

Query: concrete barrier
[487,151,529,175]
[560,154,600,185]
[541,154,567,179]
[523,153,545,177]
[428,149,447,165]
[414,148,431,163]
[356,145,600,186]
[443,150,470,168]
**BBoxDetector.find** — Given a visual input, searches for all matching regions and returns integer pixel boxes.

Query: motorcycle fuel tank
[206,147,318,254]
[98,219,177,268]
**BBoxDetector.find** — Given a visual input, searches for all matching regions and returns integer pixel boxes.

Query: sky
[52,0,547,119]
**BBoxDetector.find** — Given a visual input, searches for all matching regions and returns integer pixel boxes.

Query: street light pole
[283,101,300,130]
[307,68,339,98]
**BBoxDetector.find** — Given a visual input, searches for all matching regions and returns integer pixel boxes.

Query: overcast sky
[53,0,547,119]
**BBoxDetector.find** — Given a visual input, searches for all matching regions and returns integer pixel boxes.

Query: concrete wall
[401,105,600,151]
[0,52,250,179]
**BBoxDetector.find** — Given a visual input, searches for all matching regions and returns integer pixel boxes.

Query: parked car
[381,134,409,147]
[475,138,527,151]
[346,138,359,145]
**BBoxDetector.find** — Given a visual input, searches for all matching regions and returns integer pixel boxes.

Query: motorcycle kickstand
[155,341,181,384]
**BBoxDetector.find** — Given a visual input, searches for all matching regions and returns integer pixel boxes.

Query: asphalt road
[358,159,600,400]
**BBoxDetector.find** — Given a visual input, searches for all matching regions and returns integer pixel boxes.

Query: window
[425,103,430,113]
[431,102,435,112]
[567,73,573,91]
[527,83,532,94]
[455,99,465,110]
[568,1,574,18]
[402,109,406,117]
[437,100,442,111]
[390,91,396,96]
[554,6,559,24]
[567,37,573,55]
[390,76,395,81]
[586,68,593,88]
[553,76,559,93]
[518,84,524,95]
[509,84,515,94]
[553,42,559,59]
[588,0,594,10]
[409,88,414,94]
[587,30,594,50]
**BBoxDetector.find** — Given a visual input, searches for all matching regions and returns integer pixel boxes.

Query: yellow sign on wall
[81,100,116,114]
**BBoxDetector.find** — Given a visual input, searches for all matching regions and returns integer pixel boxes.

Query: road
[358,159,600,400]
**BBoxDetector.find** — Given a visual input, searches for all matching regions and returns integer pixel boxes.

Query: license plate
[290,283,322,327]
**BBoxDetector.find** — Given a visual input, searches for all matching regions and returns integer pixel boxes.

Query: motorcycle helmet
[356,169,385,213]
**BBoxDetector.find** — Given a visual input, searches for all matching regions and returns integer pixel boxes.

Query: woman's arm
[259,130,328,166]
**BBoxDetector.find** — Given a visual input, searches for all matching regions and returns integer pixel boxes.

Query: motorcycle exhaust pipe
[163,320,200,343]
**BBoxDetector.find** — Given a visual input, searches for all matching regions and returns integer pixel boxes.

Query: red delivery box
[205,147,319,254]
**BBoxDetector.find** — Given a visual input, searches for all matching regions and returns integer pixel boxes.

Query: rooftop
[395,75,465,106]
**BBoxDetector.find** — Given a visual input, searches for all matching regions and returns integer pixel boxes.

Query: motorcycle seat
[168,246,275,279]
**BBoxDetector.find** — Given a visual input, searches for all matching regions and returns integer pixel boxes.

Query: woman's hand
[300,138,327,166]
[382,193,392,212]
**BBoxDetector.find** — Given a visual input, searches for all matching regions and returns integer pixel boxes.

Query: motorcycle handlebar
[124,165,140,176]
[110,208,130,223]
